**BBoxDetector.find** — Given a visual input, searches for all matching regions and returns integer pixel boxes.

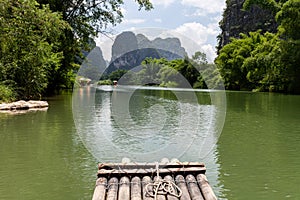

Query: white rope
[145,162,182,200]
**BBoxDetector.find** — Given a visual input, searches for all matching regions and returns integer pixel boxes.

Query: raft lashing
[92,159,217,200]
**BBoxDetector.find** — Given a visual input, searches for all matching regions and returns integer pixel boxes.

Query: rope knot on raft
[145,162,182,200]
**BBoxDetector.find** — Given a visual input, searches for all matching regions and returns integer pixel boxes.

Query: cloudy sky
[96,0,226,63]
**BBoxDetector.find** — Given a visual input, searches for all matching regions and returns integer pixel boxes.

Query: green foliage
[243,0,280,13]
[0,0,152,99]
[216,31,287,91]
[126,52,221,89]
[0,0,68,99]
[276,0,300,92]
[108,69,128,81]
[276,0,300,40]
[97,69,128,85]
[38,0,152,40]
[36,0,153,92]
[216,32,260,90]
[98,80,113,85]
[0,84,15,103]
[217,0,300,93]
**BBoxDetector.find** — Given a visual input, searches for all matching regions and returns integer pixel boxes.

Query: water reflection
[73,86,223,160]
[72,86,226,197]
[217,92,300,199]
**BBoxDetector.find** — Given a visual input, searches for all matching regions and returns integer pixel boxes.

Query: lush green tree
[37,0,152,39]
[98,79,113,85]
[216,30,289,92]
[215,32,264,90]
[138,58,165,85]
[0,0,69,100]
[133,52,220,89]
[216,0,300,93]
[192,51,208,65]
[0,84,15,103]
[36,0,153,92]
[0,0,153,100]
[276,0,300,92]
[243,0,281,13]
[109,69,128,81]
[243,32,288,92]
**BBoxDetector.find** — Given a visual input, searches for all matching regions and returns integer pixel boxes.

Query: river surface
[0,87,299,199]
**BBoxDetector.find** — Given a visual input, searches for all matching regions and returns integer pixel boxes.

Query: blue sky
[96,0,226,63]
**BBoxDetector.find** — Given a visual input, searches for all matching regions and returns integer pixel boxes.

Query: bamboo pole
[196,174,217,200]
[98,167,206,177]
[107,177,118,200]
[186,174,204,200]
[131,176,142,200]
[92,177,107,200]
[142,176,154,200]
[175,175,191,200]
[118,176,130,200]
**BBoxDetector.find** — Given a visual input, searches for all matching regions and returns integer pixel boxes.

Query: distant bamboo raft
[92,159,217,200]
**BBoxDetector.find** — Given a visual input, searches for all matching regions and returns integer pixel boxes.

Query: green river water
[0,88,299,199]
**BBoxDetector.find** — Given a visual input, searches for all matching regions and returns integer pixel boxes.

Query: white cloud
[181,0,225,15]
[151,0,176,7]
[157,22,218,62]
[154,18,162,23]
[202,44,217,62]
[122,18,146,25]
[175,22,217,45]
[96,35,115,61]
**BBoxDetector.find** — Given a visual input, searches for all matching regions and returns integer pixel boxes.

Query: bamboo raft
[92,159,217,200]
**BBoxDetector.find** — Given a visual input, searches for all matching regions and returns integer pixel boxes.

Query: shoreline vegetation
[0,0,152,103]
[1,0,299,104]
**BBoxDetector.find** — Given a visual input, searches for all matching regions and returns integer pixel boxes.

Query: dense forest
[0,0,152,102]
[216,0,300,93]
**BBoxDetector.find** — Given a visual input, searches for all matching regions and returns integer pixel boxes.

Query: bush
[0,84,16,103]
[98,80,113,85]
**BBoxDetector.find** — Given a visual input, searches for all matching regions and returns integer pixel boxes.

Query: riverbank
[0,100,48,111]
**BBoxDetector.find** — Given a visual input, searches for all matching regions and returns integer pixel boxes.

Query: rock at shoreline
[0,100,49,111]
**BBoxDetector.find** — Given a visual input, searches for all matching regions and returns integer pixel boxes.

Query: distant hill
[217,0,277,52]
[106,48,183,74]
[77,32,188,79]
[111,31,139,62]
[107,31,187,74]
[136,33,186,58]
[77,46,107,81]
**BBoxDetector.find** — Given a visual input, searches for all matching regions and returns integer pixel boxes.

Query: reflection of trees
[217,92,300,199]
[0,92,96,199]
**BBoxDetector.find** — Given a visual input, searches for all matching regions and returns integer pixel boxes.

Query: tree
[0,0,69,99]
[134,52,218,89]
[242,0,300,93]
[243,0,281,13]
[109,69,128,81]
[38,0,153,39]
[243,32,287,92]
[37,0,153,92]
[276,0,300,92]
[192,51,208,65]
[215,32,262,90]
[138,58,164,85]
